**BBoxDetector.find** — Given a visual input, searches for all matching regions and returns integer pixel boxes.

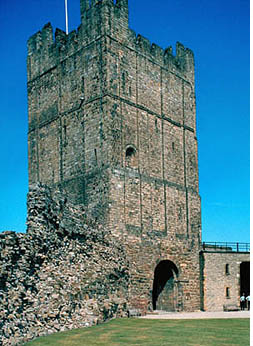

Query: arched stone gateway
[152,260,180,311]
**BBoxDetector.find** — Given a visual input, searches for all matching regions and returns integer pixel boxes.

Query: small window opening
[122,72,125,91]
[122,72,125,83]
[172,142,175,151]
[225,264,230,275]
[63,121,67,146]
[81,76,85,94]
[94,148,97,164]
[178,206,182,220]
[155,119,158,133]
[226,287,230,298]
[126,146,136,158]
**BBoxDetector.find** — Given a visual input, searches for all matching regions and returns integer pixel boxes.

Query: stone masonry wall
[0,185,129,345]
[26,0,202,315]
[200,251,250,311]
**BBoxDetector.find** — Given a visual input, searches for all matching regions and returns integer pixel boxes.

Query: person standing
[246,295,250,310]
[240,293,246,310]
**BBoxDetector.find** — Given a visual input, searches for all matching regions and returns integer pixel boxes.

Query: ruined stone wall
[200,251,250,311]
[0,185,129,345]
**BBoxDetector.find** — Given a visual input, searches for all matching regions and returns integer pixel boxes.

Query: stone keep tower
[27,0,201,312]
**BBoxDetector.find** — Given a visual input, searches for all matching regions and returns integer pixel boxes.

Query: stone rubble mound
[0,184,129,345]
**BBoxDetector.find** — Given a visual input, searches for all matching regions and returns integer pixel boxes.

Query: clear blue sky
[0,0,249,243]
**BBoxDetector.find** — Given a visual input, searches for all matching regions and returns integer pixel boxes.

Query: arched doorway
[152,260,179,311]
[240,262,250,296]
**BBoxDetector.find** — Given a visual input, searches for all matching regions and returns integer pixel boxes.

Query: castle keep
[0,2,250,344]
[27,0,201,312]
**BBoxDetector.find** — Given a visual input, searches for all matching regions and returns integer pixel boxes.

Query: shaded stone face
[27,0,201,313]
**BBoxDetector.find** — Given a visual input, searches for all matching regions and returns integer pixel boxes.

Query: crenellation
[27,27,83,82]
[136,33,151,53]
[80,0,90,14]
[27,2,194,85]
[27,31,42,55]
[165,46,173,55]
[150,43,164,62]
[120,32,194,80]
[114,0,129,22]
[175,42,195,80]
[55,28,67,46]
[116,0,128,6]
[41,23,54,48]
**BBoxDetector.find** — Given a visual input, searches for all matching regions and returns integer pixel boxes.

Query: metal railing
[202,242,250,253]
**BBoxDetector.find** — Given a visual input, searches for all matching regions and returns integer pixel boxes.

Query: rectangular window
[226,287,230,298]
[225,264,230,275]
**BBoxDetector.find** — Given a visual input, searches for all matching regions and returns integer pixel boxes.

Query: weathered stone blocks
[0,185,129,345]
[26,0,202,331]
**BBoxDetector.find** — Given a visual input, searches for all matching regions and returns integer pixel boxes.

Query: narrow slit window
[155,119,159,133]
[225,264,230,275]
[94,148,97,164]
[63,121,67,146]
[226,287,230,298]
[81,76,85,94]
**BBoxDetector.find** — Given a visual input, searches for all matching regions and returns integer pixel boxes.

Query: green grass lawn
[26,318,250,346]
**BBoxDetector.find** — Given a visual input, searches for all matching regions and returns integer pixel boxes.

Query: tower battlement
[130,33,194,80]
[27,0,194,83]
[27,23,81,81]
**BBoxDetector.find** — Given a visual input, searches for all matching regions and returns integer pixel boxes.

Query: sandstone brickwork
[0,185,129,345]
[27,0,202,313]
[200,250,250,311]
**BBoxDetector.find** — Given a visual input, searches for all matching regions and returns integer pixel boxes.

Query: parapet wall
[27,0,194,82]
[0,185,130,345]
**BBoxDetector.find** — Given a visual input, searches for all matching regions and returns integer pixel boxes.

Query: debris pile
[0,184,129,345]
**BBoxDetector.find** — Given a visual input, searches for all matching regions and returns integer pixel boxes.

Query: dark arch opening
[240,262,250,296]
[126,146,136,158]
[152,260,179,311]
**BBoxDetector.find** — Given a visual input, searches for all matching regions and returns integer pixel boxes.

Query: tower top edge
[27,0,194,80]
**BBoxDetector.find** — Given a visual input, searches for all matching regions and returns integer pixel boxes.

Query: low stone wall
[200,251,250,311]
[0,185,129,345]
